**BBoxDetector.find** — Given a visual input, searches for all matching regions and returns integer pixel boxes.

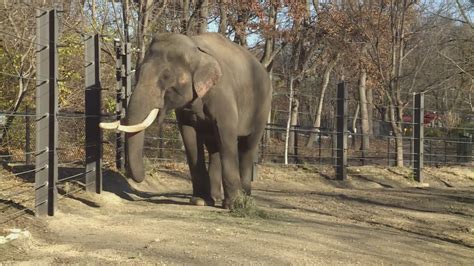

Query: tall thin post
[35,9,58,216]
[318,129,322,164]
[25,106,31,165]
[336,82,348,180]
[293,125,299,164]
[114,40,125,170]
[123,42,132,105]
[158,126,164,158]
[85,34,102,193]
[122,42,132,168]
[413,93,424,182]
[387,136,391,166]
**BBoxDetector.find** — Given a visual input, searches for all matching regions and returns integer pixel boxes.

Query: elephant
[100,33,272,209]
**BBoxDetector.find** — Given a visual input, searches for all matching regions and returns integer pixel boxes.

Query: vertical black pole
[413,93,424,182]
[115,40,125,170]
[444,140,447,164]
[387,136,391,166]
[336,82,348,180]
[123,42,132,105]
[158,125,164,159]
[259,127,265,163]
[331,132,335,165]
[35,9,58,216]
[122,42,132,168]
[429,139,432,166]
[410,93,415,167]
[85,34,103,193]
[25,106,31,165]
[293,125,299,164]
[318,129,322,164]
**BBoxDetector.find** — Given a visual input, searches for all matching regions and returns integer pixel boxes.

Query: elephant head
[100,34,221,182]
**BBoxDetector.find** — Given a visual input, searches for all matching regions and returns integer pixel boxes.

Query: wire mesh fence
[1,6,473,224]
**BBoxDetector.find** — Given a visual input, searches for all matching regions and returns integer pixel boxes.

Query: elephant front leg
[215,123,241,209]
[176,114,211,206]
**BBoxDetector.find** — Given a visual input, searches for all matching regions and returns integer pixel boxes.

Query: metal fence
[1,9,104,222]
[1,8,473,224]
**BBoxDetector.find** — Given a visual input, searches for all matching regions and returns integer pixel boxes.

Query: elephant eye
[170,86,182,95]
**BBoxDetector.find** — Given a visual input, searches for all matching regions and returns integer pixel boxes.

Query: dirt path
[1,164,474,264]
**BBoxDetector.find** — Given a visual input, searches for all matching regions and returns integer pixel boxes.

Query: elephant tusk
[99,108,159,133]
[99,120,120,130]
[116,108,159,133]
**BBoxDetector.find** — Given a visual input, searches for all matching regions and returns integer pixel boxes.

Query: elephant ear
[193,47,222,98]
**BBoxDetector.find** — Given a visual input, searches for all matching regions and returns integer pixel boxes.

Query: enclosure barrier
[35,9,59,216]
[1,8,473,222]
[114,40,132,170]
[33,9,103,216]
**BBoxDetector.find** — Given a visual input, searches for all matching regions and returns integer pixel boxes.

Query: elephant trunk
[125,107,167,183]
[125,131,146,182]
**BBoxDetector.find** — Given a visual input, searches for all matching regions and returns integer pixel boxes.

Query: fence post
[35,9,58,216]
[85,34,102,193]
[293,125,299,164]
[336,82,348,180]
[115,40,132,169]
[387,136,391,166]
[25,106,31,165]
[318,129,322,164]
[413,92,424,182]
[114,40,125,170]
[123,42,132,105]
[158,126,164,158]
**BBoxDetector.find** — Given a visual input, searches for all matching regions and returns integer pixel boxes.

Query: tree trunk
[260,3,276,71]
[218,0,227,34]
[352,103,359,134]
[181,0,190,34]
[359,65,370,152]
[137,0,152,65]
[289,98,299,153]
[197,0,208,33]
[284,77,295,165]
[306,55,339,147]
[122,0,130,42]
[389,104,404,167]
[367,86,373,135]
[0,78,28,145]
[233,10,248,47]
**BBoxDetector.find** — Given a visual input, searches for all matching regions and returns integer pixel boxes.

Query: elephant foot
[222,198,234,210]
[190,197,215,207]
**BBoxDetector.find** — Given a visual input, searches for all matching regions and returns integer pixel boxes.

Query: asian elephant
[100,33,272,209]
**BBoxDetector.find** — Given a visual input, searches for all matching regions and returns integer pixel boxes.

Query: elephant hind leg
[238,135,260,195]
[206,139,223,203]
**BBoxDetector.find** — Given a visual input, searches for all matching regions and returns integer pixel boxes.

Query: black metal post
[123,42,132,105]
[293,125,299,164]
[336,82,348,180]
[35,9,58,216]
[444,140,447,164]
[85,34,103,193]
[387,136,391,166]
[122,42,132,168]
[259,127,265,163]
[25,106,31,165]
[158,125,164,159]
[413,93,424,182]
[318,129,322,164]
[114,40,125,170]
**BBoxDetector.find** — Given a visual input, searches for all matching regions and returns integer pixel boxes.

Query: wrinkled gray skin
[126,33,272,208]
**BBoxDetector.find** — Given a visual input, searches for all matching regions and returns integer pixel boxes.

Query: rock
[0,228,31,245]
